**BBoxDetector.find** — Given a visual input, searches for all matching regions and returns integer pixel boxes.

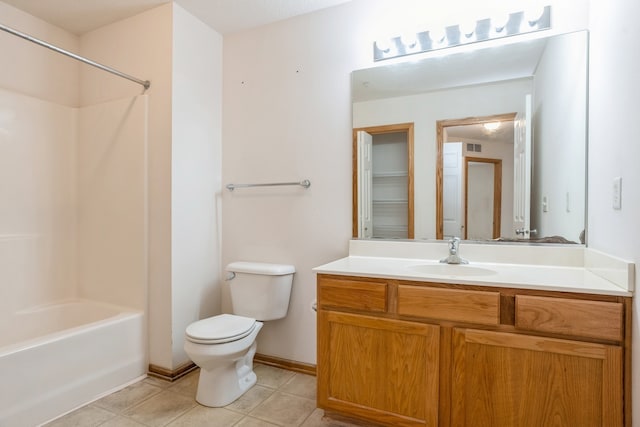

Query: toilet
[184,261,295,407]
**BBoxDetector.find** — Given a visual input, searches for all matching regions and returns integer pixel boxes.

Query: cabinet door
[318,311,439,427]
[451,329,623,427]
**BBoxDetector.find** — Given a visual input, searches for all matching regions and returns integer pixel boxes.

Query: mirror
[352,30,588,244]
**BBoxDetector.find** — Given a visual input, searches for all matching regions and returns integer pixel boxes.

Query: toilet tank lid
[227,261,295,275]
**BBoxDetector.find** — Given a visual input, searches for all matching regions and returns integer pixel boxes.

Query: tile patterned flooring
[45,364,359,427]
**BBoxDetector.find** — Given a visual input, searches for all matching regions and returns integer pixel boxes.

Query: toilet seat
[186,314,257,344]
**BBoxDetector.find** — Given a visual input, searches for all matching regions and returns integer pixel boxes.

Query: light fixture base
[373,6,551,62]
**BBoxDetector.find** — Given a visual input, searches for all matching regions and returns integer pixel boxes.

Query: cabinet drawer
[398,285,500,325]
[318,277,387,312]
[515,295,623,341]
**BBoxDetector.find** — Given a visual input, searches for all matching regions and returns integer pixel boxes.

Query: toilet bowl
[184,262,294,407]
[184,314,263,406]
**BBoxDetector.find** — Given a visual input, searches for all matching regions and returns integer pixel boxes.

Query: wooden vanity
[316,273,632,427]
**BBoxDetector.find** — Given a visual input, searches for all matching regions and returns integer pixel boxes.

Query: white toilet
[184,261,295,407]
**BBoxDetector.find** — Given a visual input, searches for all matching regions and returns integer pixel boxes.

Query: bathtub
[0,299,146,427]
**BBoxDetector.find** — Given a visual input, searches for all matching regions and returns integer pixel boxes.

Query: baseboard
[148,362,197,382]
[254,353,317,376]
[149,354,315,382]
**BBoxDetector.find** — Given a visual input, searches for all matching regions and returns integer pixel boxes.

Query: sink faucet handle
[441,237,468,264]
[449,237,460,254]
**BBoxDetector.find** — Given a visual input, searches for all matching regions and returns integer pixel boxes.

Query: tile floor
[45,364,360,427]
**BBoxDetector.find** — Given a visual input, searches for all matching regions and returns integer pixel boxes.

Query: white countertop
[313,241,634,297]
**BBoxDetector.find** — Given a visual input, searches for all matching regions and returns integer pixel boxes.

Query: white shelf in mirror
[372,225,408,239]
[373,199,408,205]
[373,171,408,178]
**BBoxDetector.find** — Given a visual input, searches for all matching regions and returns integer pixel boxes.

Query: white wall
[80,3,224,370]
[77,95,148,311]
[222,3,360,364]
[0,0,149,342]
[222,0,591,366]
[79,3,175,369]
[0,3,78,317]
[171,3,223,368]
[0,2,79,106]
[354,79,530,239]
[532,31,587,242]
[587,0,640,424]
[2,1,223,371]
[0,89,77,315]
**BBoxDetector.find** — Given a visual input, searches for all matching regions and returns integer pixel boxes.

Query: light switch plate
[613,177,622,210]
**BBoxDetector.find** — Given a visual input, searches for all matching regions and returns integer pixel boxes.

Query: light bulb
[429,28,447,44]
[491,12,510,32]
[459,20,477,38]
[375,38,392,53]
[483,122,501,131]
[400,32,418,49]
[524,5,545,25]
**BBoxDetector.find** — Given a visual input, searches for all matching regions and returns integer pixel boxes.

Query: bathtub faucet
[440,237,468,264]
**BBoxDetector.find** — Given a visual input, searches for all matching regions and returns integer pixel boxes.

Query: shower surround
[0,88,148,426]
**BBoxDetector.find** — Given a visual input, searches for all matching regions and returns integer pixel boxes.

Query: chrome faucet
[440,237,469,264]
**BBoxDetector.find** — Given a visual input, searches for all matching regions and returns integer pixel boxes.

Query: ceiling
[447,122,515,144]
[2,0,352,35]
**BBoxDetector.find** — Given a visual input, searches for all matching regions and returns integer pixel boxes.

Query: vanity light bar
[373,6,551,62]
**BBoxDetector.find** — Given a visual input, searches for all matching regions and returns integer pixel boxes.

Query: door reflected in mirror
[353,123,414,239]
[352,30,588,244]
[438,113,515,241]
[466,159,501,240]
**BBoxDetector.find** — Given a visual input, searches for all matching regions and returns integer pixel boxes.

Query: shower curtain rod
[0,23,151,90]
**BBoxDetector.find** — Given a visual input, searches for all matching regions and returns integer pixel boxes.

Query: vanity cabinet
[450,328,622,427]
[317,276,439,426]
[316,274,631,427]
[318,311,439,426]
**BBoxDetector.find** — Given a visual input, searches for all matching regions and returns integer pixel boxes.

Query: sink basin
[407,264,497,277]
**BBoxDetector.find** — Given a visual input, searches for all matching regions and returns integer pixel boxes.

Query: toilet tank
[226,262,295,321]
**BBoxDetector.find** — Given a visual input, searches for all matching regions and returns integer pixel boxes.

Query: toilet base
[195,340,259,407]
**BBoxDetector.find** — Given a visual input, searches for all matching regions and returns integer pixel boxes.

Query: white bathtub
[0,299,146,427]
